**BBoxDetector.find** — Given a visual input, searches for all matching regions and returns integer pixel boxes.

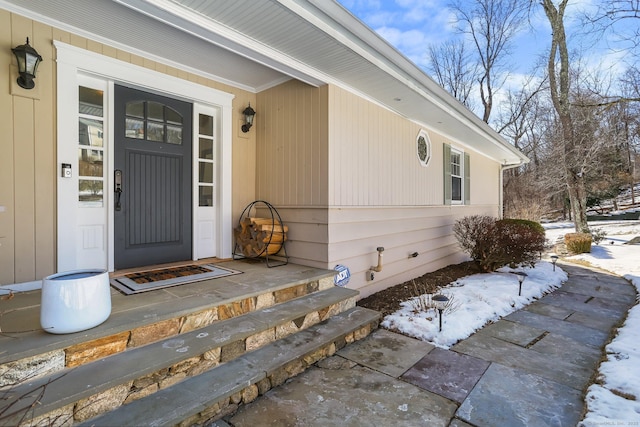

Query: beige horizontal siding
[326,205,499,298]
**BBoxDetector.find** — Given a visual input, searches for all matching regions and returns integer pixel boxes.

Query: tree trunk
[567,173,589,232]
[542,0,589,233]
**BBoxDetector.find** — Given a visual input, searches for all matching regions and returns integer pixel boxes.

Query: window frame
[443,143,470,205]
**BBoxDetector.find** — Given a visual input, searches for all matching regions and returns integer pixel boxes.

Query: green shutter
[443,143,451,205]
[464,152,470,205]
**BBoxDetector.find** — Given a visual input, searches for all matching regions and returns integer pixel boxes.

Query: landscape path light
[432,294,449,332]
[550,255,559,271]
[514,272,528,296]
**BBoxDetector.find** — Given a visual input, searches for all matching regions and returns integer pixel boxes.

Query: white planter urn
[40,269,111,334]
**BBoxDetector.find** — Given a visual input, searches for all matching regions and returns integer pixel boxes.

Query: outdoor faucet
[370,247,384,273]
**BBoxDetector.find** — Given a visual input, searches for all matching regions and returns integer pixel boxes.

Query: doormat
[110,264,242,295]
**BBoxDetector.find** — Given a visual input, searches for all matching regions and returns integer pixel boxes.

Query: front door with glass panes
[113,85,193,269]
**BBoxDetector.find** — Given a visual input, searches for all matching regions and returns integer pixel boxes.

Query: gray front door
[114,85,193,269]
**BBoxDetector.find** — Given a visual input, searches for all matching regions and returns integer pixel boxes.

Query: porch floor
[0,259,337,366]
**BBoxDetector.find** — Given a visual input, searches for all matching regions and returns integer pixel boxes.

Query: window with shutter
[444,143,469,205]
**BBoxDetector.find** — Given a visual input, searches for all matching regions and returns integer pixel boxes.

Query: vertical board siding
[1,10,255,284]
[0,10,15,283]
[255,81,328,207]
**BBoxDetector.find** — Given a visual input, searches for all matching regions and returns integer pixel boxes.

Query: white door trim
[55,41,235,272]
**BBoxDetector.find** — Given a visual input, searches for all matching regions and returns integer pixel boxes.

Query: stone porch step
[79,306,381,427]
[0,261,335,387]
[2,286,366,426]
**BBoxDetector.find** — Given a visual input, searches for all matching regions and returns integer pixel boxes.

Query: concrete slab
[456,363,583,427]
[585,295,635,317]
[505,309,609,348]
[529,333,602,370]
[561,278,636,300]
[337,329,434,378]
[475,320,546,347]
[449,418,475,427]
[227,364,458,427]
[452,334,593,390]
[524,301,573,320]
[540,290,628,318]
[401,348,490,403]
[566,310,622,332]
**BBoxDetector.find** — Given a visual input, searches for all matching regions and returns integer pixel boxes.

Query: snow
[382,262,567,348]
[381,220,640,424]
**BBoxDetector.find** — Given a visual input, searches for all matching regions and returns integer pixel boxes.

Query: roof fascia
[280,0,528,165]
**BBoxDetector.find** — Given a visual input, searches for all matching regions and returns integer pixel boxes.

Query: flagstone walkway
[214,263,637,427]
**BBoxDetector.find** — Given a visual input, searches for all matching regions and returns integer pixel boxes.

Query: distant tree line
[428,0,640,231]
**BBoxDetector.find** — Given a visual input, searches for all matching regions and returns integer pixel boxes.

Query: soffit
[2,0,527,164]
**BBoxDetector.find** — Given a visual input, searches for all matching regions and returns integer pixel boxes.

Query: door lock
[114,170,123,211]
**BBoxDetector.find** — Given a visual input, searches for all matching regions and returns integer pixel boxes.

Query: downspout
[500,161,525,219]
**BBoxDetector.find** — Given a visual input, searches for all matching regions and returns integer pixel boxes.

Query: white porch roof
[1,0,528,165]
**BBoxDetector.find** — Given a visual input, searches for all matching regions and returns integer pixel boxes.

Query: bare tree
[584,0,640,58]
[427,40,478,109]
[450,0,527,123]
[540,0,592,232]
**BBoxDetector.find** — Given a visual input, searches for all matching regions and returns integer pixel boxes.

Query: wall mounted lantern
[12,37,43,90]
[432,294,449,332]
[241,103,256,133]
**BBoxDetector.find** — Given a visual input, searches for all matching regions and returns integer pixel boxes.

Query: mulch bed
[356,261,482,317]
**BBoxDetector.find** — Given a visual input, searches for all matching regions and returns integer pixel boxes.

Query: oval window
[417,131,431,167]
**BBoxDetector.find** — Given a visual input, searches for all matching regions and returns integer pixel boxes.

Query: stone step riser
[0,275,335,388]
[4,287,359,426]
[79,307,382,427]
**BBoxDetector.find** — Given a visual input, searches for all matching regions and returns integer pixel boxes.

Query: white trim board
[55,41,235,273]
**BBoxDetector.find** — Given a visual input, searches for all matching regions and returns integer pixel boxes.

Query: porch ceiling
[2,0,527,165]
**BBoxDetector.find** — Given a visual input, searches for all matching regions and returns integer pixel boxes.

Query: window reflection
[79,118,104,147]
[79,87,104,116]
[199,138,213,159]
[125,101,183,144]
[79,179,103,207]
[199,185,213,207]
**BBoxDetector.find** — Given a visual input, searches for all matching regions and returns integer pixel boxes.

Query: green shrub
[453,215,547,272]
[498,218,545,235]
[565,233,592,254]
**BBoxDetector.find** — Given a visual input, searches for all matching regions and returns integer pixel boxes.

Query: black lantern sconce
[432,294,449,332]
[12,37,43,90]
[241,103,256,133]
[550,255,559,272]
[514,272,528,296]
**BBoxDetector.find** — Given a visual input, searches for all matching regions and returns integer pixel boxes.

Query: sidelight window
[78,86,105,207]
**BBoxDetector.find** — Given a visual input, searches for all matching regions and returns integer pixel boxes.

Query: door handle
[115,169,123,211]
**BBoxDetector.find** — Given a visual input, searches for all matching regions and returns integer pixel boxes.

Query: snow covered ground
[382,219,640,424]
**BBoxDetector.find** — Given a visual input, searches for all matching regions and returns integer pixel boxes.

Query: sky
[338,0,637,113]
[381,219,640,424]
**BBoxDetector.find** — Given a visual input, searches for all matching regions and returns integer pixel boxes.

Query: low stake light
[432,294,449,332]
[514,272,528,296]
[550,255,559,272]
